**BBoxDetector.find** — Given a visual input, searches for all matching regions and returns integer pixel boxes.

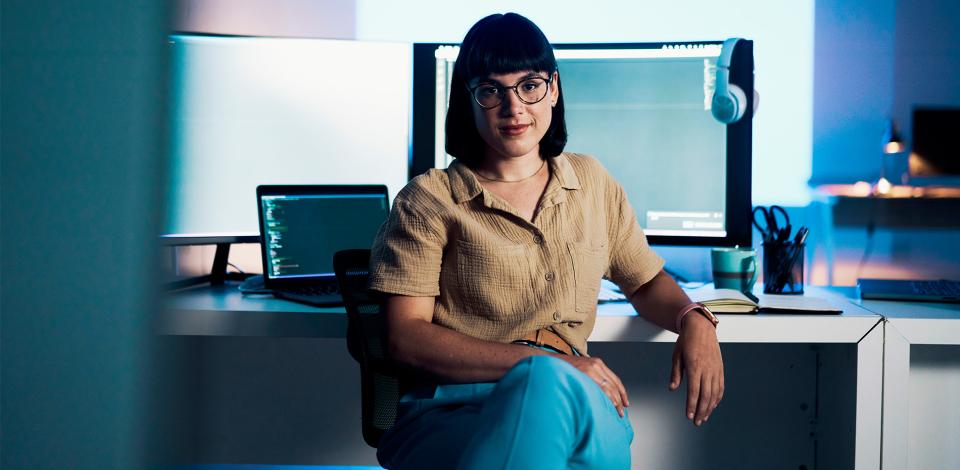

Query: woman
[369,12,724,469]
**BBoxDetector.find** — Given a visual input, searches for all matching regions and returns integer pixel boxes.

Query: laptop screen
[258,186,389,281]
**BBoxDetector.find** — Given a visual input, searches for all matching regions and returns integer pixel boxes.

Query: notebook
[596,280,842,313]
[256,185,389,307]
[858,278,960,303]
[685,287,843,314]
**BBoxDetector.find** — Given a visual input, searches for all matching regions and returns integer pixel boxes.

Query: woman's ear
[551,71,560,106]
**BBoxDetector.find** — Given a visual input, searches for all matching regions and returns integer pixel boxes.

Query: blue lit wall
[811,0,896,184]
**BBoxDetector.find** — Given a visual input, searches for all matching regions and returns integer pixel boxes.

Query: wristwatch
[693,303,720,327]
[676,302,720,332]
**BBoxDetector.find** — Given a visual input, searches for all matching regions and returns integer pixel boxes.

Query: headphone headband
[712,37,746,124]
[718,38,741,69]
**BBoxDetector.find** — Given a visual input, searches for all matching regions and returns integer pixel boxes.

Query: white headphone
[711,38,747,124]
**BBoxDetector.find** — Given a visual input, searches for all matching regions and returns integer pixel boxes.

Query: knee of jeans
[512,356,585,393]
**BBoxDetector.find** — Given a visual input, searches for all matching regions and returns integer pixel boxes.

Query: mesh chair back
[333,249,401,448]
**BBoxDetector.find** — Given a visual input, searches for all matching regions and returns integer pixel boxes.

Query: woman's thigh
[458,355,633,470]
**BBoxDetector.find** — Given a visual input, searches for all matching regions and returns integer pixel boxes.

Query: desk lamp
[875,119,905,195]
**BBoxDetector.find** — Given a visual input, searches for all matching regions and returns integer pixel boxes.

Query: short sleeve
[368,198,446,297]
[605,180,665,297]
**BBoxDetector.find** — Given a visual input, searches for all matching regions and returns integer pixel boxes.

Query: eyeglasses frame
[467,75,554,109]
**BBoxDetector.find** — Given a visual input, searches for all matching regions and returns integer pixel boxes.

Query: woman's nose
[499,90,525,116]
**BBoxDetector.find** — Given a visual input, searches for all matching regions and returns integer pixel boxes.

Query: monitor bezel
[411,40,753,248]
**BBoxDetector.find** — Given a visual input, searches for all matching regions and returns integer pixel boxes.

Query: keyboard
[273,281,343,307]
[858,278,960,303]
[280,283,340,296]
[911,280,960,297]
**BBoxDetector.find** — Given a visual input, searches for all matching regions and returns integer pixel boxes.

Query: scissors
[752,205,791,243]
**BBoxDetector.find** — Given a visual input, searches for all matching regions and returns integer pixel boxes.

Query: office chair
[333,249,403,448]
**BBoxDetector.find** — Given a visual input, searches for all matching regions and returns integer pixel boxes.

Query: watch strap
[675,302,719,333]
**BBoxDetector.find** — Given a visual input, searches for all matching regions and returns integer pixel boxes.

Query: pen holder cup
[762,241,804,295]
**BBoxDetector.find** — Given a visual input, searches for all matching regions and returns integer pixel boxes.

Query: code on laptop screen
[261,194,388,279]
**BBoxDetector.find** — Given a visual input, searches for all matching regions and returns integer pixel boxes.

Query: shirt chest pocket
[455,240,534,316]
[568,241,609,313]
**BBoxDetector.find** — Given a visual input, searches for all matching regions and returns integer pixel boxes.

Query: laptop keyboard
[282,283,340,296]
[911,280,960,297]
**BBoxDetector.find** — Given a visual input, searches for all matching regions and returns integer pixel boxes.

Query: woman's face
[469,70,559,162]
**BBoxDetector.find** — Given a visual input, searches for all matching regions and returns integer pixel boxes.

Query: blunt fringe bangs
[445,13,568,166]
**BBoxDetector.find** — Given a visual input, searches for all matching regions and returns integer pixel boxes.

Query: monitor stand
[160,234,259,290]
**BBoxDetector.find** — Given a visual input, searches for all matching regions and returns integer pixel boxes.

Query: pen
[774,227,809,293]
[793,226,809,246]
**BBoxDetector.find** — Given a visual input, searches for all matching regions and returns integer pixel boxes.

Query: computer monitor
[411,41,754,247]
[909,107,960,178]
[164,34,410,241]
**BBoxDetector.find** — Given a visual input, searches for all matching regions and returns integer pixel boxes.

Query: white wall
[356,0,816,206]
[172,0,817,206]
[174,0,357,39]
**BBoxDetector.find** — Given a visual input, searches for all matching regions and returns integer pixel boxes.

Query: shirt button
[533,234,544,244]
[553,311,562,321]
[544,272,555,282]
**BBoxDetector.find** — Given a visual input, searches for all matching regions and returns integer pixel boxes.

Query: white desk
[856,299,960,470]
[163,285,879,344]
[161,286,346,337]
[163,285,883,469]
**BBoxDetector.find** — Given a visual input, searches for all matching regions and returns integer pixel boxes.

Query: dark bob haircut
[445,13,568,167]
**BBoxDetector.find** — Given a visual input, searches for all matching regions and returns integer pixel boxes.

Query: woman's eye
[522,82,540,91]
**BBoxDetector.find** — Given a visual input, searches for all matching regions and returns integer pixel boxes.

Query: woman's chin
[488,142,541,160]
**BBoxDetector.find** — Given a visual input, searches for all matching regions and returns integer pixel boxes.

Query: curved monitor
[412,41,754,247]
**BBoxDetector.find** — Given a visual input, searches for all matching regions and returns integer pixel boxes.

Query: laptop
[858,278,960,303]
[256,185,389,307]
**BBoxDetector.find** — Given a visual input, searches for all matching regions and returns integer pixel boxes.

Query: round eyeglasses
[468,76,553,109]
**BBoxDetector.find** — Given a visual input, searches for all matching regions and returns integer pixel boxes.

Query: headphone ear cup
[712,83,747,124]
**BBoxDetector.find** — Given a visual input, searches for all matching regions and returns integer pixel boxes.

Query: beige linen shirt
[369,152,664,354]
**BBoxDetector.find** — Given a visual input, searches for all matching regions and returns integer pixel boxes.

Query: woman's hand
[558,355,629,417]
[669,313,724,426]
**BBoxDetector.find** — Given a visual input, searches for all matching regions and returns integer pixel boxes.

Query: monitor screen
[910,107,960,177]
[412,41,753,247]
[258,188,389,280]
[165,35,410,238]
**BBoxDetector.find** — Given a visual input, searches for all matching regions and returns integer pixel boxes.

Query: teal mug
[711,247,758,292]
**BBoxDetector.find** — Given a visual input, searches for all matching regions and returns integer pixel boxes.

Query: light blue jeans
[376,353,634,469]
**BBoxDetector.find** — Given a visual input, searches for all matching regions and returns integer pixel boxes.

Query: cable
[855,197,880,280]
[227,261,247,275]
[855,221,876,280]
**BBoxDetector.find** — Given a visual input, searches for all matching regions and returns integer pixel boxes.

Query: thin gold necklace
[474,159,546,183]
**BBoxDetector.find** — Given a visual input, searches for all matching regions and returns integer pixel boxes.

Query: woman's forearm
[387,314,554,383]
[628,270,695,333]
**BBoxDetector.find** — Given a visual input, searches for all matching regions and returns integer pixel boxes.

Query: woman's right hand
[558,355,629,417]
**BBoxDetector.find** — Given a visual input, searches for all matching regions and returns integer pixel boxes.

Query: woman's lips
[499,124,530,136]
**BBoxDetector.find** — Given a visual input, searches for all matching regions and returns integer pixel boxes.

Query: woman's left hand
[669,313,724,426]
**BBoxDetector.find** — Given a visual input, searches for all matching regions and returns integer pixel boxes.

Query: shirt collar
[446,153,581,204]
[447,159,484,203]
[550,153,582,191]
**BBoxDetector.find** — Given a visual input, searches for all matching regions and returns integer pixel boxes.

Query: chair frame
[333,249,404,448]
